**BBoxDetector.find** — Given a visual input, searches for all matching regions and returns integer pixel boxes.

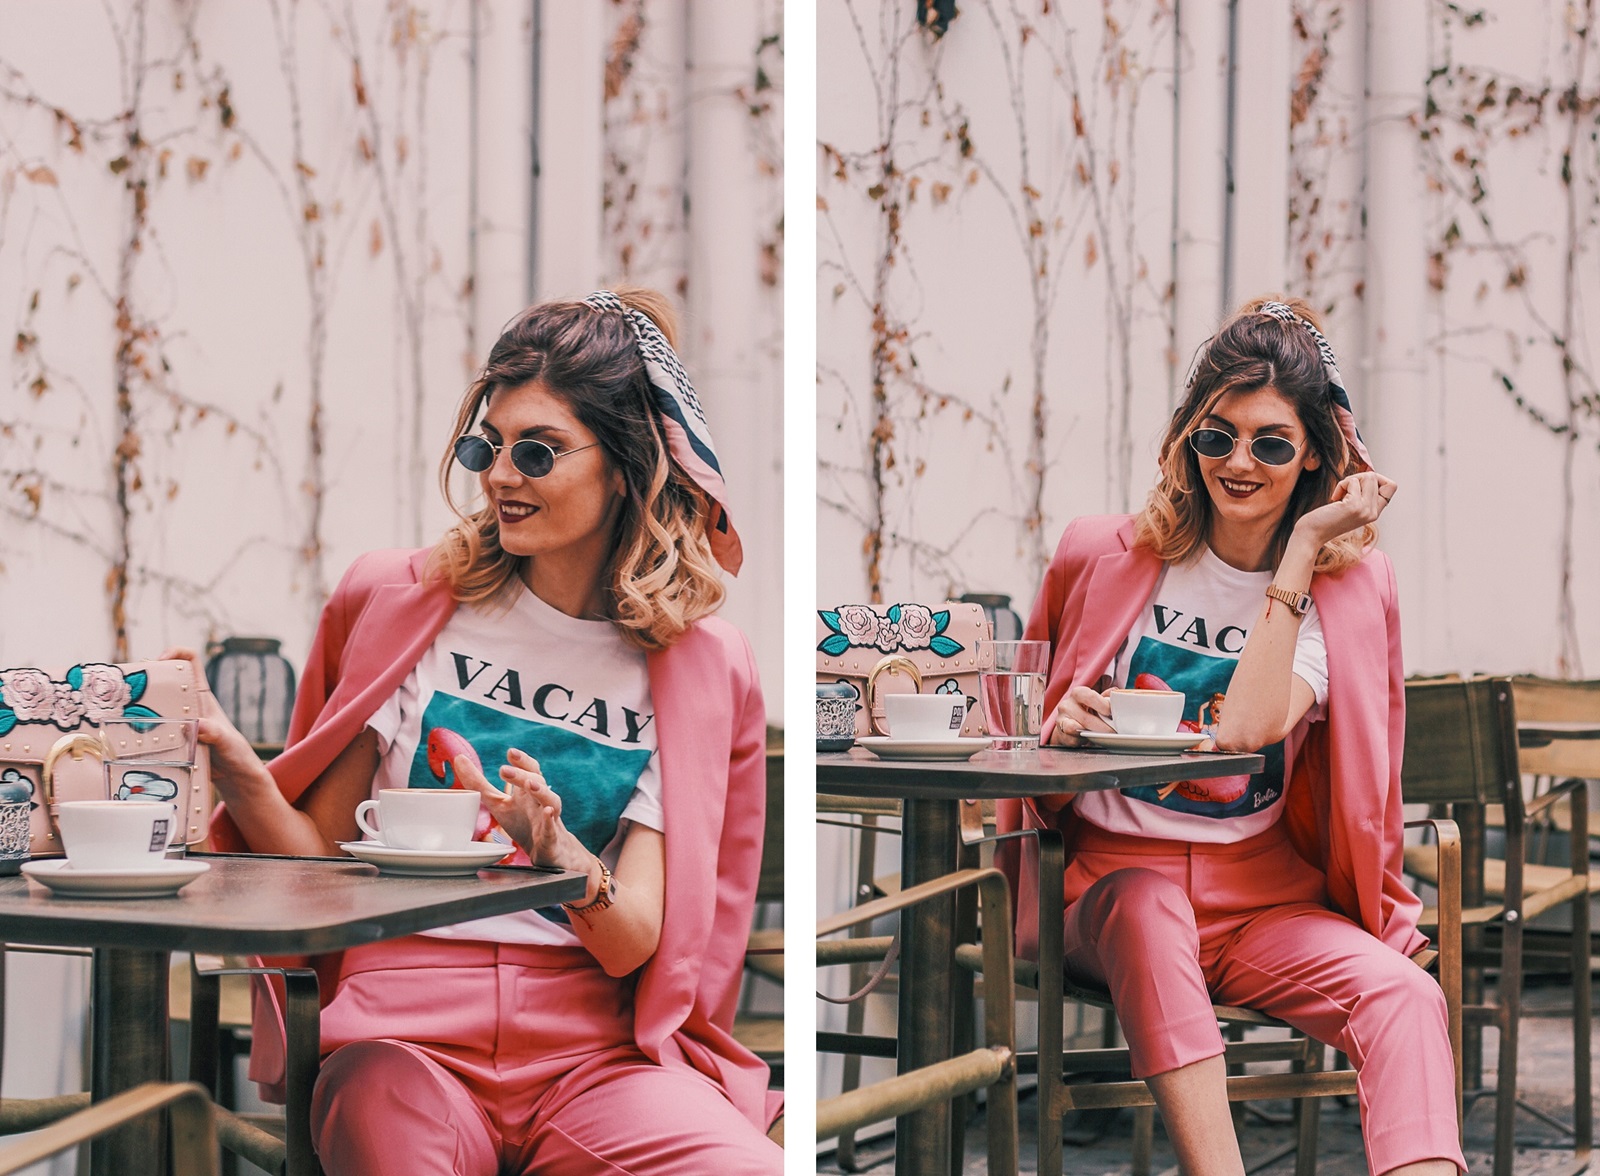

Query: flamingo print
[425,727,519,859]
[1130,672,1251,805]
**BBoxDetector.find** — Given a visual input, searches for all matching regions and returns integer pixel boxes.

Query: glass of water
[99,718,198,855]
[978,640,1051,751]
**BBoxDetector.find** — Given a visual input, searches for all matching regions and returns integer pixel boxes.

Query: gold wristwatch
[1264,583,1312,618]
[562,857,616,918]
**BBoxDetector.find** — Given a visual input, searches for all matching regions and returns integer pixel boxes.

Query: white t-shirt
[1074,546,1328,844]
[367,586,661,945]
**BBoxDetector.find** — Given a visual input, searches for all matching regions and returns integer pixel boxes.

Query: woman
[170,288,783,1175]
[1000,296,1463,1175]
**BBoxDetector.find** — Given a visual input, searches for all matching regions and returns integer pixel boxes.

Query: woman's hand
[158,646,274,802]
[1292,470,1397,549]
[1045,685,1116,747]
[453,747,591,873]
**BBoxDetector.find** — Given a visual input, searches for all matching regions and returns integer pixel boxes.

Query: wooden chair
[1507,675,1600,970]
[818,866,1020,1175]
[1402,676,1593,1176]
[0,947,228,1173]
[965,791,1462,1176]
[814,792,904,1170]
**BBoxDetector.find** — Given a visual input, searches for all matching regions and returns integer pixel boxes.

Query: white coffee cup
[884,692,968,741]
[57,800,178,870]
[354,789,481,851]
[1107,688,1186,736]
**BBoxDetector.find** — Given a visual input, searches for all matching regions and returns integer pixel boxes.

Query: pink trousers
[309,937,783,1176]
[1059,820,1464,1175]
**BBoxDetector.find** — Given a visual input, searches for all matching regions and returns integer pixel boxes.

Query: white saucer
[21,858,210,898]
[338,840,515,876]
[855,736,993,762]
[1080,731,1209,754]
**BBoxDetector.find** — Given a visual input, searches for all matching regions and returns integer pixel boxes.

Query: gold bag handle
[41,732,105,813]
[864,655,923,737]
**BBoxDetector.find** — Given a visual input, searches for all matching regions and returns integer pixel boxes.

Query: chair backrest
[1510,675,1600,779]
[1402,677,1520,806]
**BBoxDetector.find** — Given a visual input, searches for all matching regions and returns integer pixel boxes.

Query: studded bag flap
[0,659,213,856]
[816,602,993,737]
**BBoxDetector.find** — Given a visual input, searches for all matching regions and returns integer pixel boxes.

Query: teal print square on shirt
[1119,635,1286,819]
[408,693,653,857]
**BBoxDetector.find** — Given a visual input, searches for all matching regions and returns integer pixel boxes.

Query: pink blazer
[997,515,1426,961]
[211,549,781,1128]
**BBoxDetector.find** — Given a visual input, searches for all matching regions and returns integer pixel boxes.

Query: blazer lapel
[641,633,732,1021]
[1075,525,1161,684]
[333,555,455,712]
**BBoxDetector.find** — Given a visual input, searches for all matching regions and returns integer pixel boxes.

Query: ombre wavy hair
[1133,294,1374,574]
[427,287,725,650]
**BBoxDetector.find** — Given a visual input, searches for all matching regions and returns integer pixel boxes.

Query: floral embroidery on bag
[817,605,966,657]
[0,664,160,737]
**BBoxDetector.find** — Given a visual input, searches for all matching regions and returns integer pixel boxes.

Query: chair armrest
[817,865,1017,1166]
[815,816,901,837]
[0,1083,216,1176]
[1405,815,1462,1131]
[1524,774,1587,821]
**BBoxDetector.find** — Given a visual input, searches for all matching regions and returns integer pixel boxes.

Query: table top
[1517,719,1600,747]
[0,852,587,955]
[817,745,1265,800]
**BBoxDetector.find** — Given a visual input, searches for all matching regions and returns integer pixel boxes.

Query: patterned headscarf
[582,290,743,576]
[1256,301,1372,472]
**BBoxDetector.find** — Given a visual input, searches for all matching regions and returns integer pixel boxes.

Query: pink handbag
[0,659,213,856]
[815,602,992,737]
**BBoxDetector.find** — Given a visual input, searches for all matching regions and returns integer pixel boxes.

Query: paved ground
[817,981,1595,1174]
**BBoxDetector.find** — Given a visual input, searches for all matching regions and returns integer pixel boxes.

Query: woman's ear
[1303,448,1322,472]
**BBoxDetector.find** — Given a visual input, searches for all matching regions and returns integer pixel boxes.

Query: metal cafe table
[818,745,1265,1176]
[0,852,586,1176]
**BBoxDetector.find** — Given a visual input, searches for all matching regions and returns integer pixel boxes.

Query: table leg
[91,948,170,1176]
[897,798,957,1176]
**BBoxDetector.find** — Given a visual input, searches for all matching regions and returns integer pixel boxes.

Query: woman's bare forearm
[219,773,344,856]
[564,829,665,976]
[1213,534,1317,751]
[219,730,380,857]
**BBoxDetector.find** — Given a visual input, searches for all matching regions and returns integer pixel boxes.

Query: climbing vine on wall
[818,0,1171,601]
[1,1,277,658]
[1420,0,1600,673]
[0,0,478,658]
[1287,1,1364,317]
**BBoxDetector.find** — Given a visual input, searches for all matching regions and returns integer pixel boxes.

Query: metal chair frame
[187,955,323,1176]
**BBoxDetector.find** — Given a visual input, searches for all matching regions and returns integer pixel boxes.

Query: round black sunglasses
[453,435,598,479]
[1187,428,1302,467]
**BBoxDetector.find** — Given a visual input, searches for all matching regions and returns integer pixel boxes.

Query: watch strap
[1265,583,1312,617]
[562,857,616,916]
